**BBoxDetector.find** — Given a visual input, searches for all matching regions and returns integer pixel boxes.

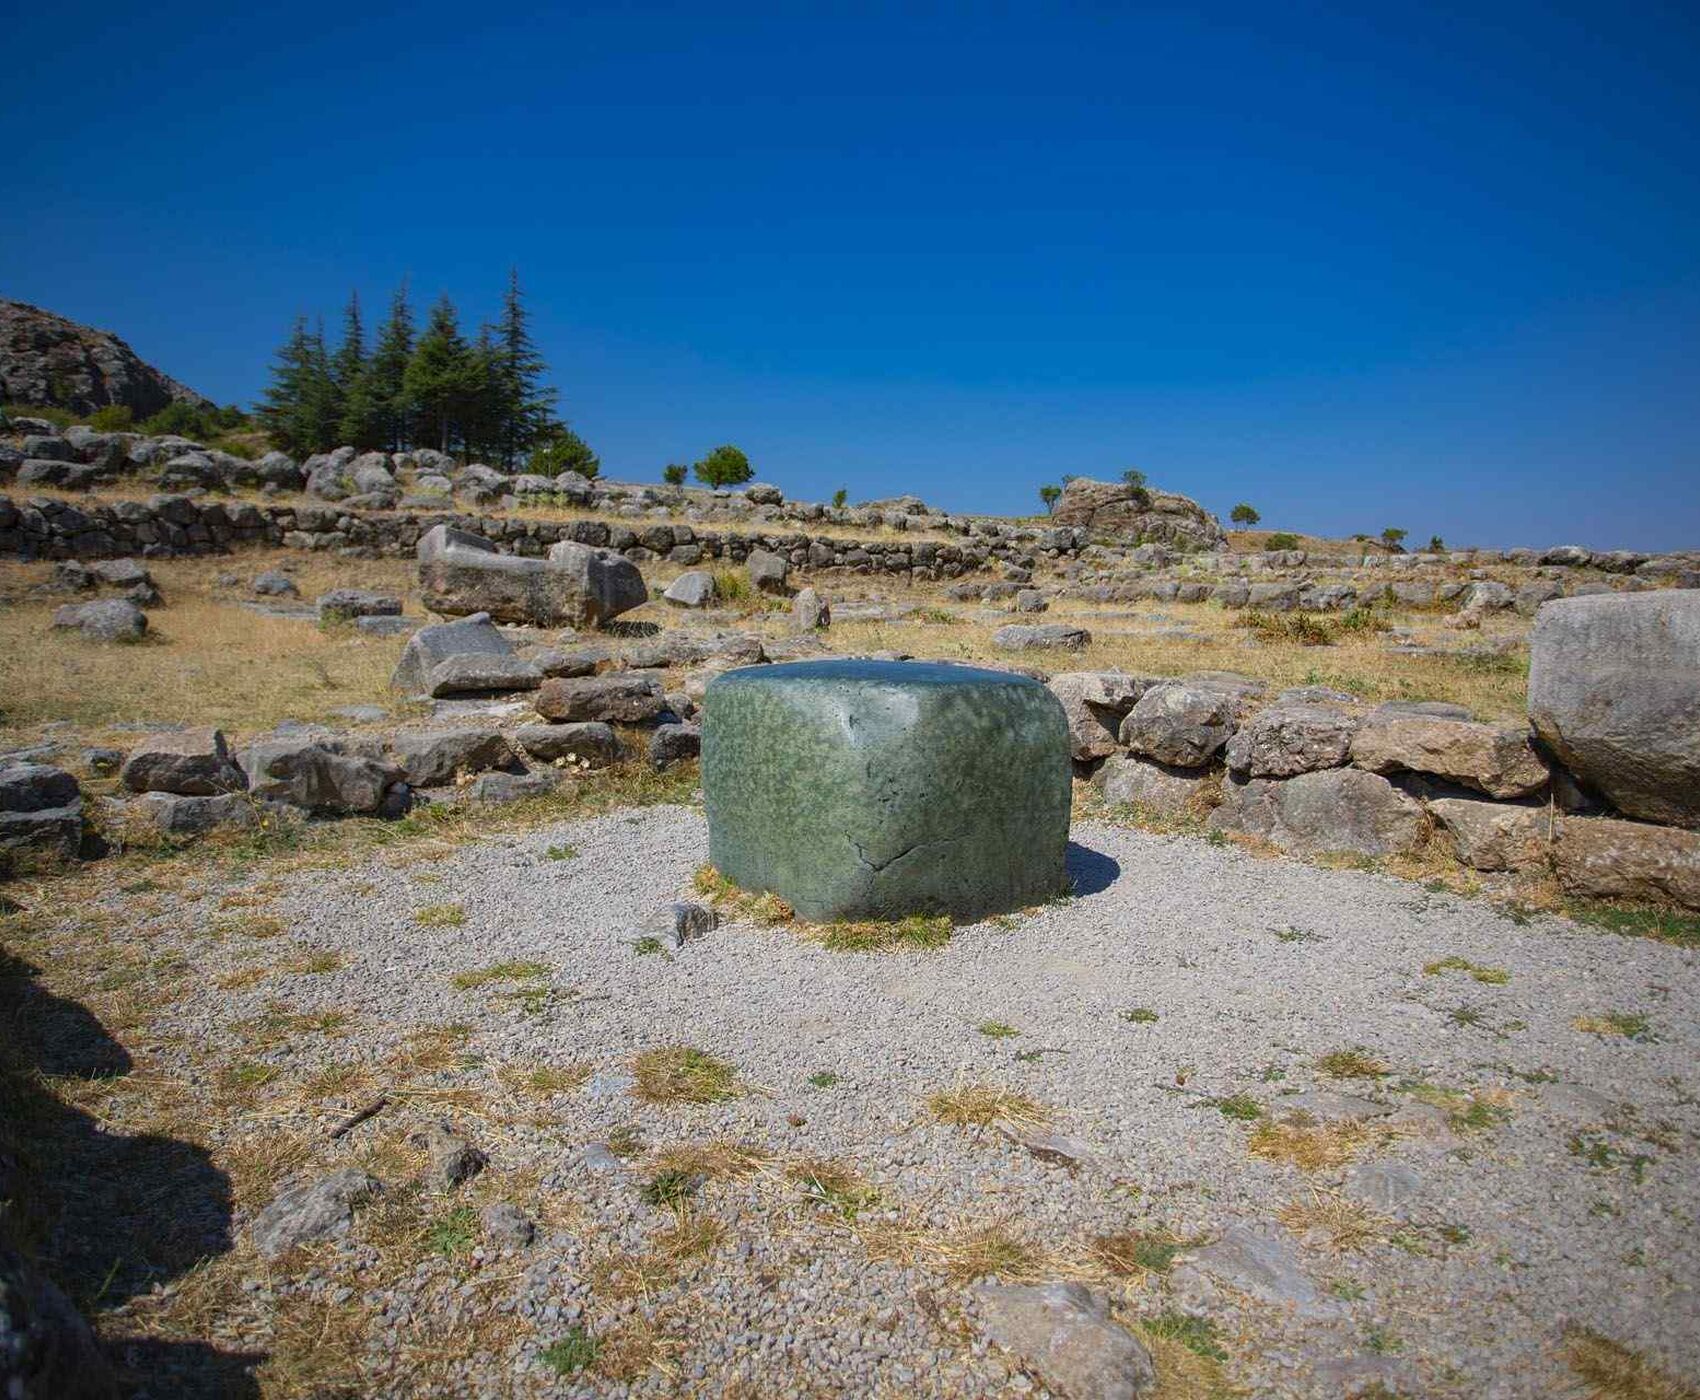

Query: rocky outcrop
[1528,592,1700,829]
[1050,477,1225,550]
[0,298,212,418]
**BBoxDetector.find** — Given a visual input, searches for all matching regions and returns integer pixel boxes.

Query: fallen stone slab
[1554,815,1700,910]
[465,771,559,805]
[424,653,542,698]
[535,673,668,724]
[1119,680,1250,768]
[316,588,402,621]
[972,1281,1155,1400]
[123,791,289,838]
[790,586,830,632]
[1528,592,1700,829]
[241,735,409,817]
[1208,769,1422,856]
[120,726,246,796]
[663,571,717,608]
[1178,1223,1332,1316]
[993,623,1091,651]
[1350,713,1548,799]
[418,524,646,628]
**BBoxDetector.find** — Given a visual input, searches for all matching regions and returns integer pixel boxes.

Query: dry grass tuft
[1574,1012,1656,1043]
[815,913,953,952]
[631,1045,740,1104]
[787,1156,880,1218]
[926,1081,1051,1129]
[451,960,549,989]
[496,1060,591,1097]
[692,864,795,925]
[1562,1326,1700,1400]
[1277,1189,1391,1251]
[1315,1047,1388,1080]
[650,1138,776,1181]
[930,1223,1050,1284]
[1247,1118,1376,1171]
[1133,1318,1246,1400]
[1088,1229,1193,1278]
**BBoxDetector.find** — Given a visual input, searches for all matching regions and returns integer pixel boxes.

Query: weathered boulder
[1350,713,1548,799]
[241,735,408,816]
[0,763,83,862]
[790,587,830,632]
[534,673,668,724]
[465,771,559,805]
[746,548,790,594]
[316,588,401,621]
[1048,672,1149,761]
[1014,588,1048,613]
[391,613,514,694]
[50,599,146,642]
[422,653,542,697]
[1119,680,1249,768]
[1096,754,1215,817]
[973,1281,1156,1400]
[1554,816,1700,910]
[388,728,519,788]
[512,722,620,767]
[743,482,784,505]
[663,571,717,608]
[993,623,1091,651]
[120,726,246,795]
[251,1169,382,1259]
[1049,476,1225,550]
[650,722,702,769]
[1527,592,1700,829]
[252,570,299,598]
[88,558,150,588]
[1427,797,1549,872]
[1208,769,1423,856]
[1225,703,1356,778]
[417,525,645,628]
[124,792,282,838]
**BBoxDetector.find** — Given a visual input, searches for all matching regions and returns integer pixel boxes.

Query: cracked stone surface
[701,659,1071,921]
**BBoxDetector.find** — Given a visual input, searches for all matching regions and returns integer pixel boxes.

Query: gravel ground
[135,806,1699,1397]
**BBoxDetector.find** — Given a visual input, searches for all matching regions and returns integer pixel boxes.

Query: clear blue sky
[6,1,1697,549]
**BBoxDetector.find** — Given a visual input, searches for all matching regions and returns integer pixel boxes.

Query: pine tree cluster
[257,270,581,471]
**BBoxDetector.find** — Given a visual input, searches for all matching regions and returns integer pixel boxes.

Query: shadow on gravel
[0,948,261,1398]
[1065,841,1121,897]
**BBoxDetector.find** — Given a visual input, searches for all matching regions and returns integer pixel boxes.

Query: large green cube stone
[702,659,1072,922]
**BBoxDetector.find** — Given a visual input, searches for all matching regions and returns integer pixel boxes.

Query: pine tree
[369,282,416,452]
[489,268,558,467]
[333,292,382,449]
[404,296,486,456]
[258,317,340,456]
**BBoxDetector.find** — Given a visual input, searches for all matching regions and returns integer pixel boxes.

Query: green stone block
[702,659,1072,922]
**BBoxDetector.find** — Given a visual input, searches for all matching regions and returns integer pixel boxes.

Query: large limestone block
[1350,713,1548,799]
[1119,681,1249,768]
[1427,797,1550,871]
[416,525,645,628]
[1225,704,1357,778]
[1528,592,1700,828]
[1096,754,1214,818]
[702,660,1071,922]
[1047,672,1150,761]
[120,726,246,796]
[1554,815,1700,910]
[1208,769,1422,856]
[391,612,513,693]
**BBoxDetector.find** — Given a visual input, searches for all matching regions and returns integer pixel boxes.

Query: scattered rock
[466,771,559,805]
[480,1203,535,1248]
[416,1122,488,1192]
[251,1169,382,1258]
[535,673,668,724]
[417,525,647,628]
[316,588,402,621]
[1180,1223,1330,1315]
[972,1281,1156,1400]
[0,762,85,861]
[1343,1161,1424,1213]
[391,613,517,694]
[790,586,830,632]
[50,599,146,642]
[746,548,790,594]
[125,792,281,838]
[649,722,701,769]
[241,735,408,816]
[388,728,519,788]
[993,623,1091,651]
[663,571,717,608]
[1119,681,1248,768]
[119,725,245,796]
[512,722,620,768]
[644,900,719,950]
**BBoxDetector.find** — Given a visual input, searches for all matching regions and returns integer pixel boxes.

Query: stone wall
[0,493,1087,577]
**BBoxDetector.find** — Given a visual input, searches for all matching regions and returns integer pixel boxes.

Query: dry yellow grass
[1563,1327,1700,1400]
[1247,1118,1377,1171]
[1276,1189,1390,1251]
[926,1081,1051,1129]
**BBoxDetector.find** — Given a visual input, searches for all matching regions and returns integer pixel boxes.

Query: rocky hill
[0,298,213,418]
[1050,475,1225,549]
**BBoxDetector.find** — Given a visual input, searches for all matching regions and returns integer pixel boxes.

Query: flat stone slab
[702,659,1070,922]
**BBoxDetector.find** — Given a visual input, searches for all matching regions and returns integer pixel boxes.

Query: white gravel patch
[156,806,1699,1398]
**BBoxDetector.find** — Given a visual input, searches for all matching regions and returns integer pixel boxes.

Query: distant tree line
[257,271,591,472]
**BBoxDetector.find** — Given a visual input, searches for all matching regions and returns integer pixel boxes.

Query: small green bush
[1264,531,1302,551]
[694,443,752,488]
[529,428,599,479]
[88,405,135,431]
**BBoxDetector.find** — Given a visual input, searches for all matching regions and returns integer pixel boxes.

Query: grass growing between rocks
[1278,1190,1392,1252]
[1574,1012,1657,1043]
[1247,1118,1379,1171]
[631,1045,740,1104]
[1562,1326,1700,1400]
[691,863,955,952]
[926,1081,1051,1129]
